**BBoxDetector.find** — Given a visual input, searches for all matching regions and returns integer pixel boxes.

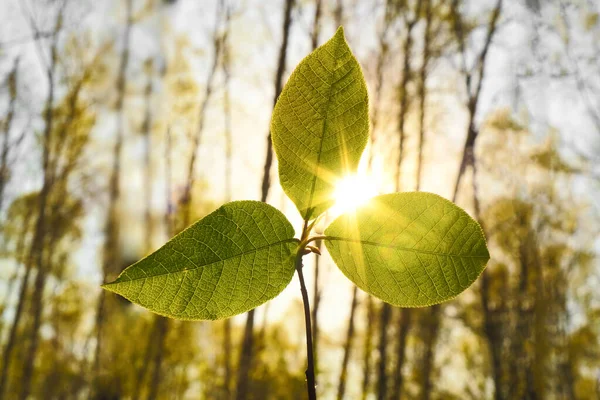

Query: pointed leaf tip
[102,201,299,320]
[271,25,369,219]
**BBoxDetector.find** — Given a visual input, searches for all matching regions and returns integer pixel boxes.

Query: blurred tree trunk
[415,1,504,399]
[364,6,389,397]
[223,318,233,398]
[133,320,156,400]
[508,229,539,399]
[450,0,503,199]
[334,0,343,27]
[310,0,322,50]
[0,209,33,397]
[257,303,270,348]
[0,58,19,213]
[235,0,295,398]
[418,308,439,400]
[147,317,169,400]
[368,0,391,170]
[222,2,233,396]
[393,0,421,191]
[361,296,375,400]
[391,2,422,399]
[0,205,31,341]
[378,1,421,397]
[36,226,61,400]
[337,286,358,400]
[222,1,233,208]
[93,0,132,392]
[11,4,65,398]
[376,302,391,400]
[180,2,223,229]
[391,309,411,400]
[393,3,432,398]
[133,61,157,400]
[142,60,154,255]
[23,48,92,400]
[478,243,505,400]
[415,0,432,193]
[236,308,255,400]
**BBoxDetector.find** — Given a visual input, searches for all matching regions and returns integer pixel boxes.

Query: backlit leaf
[272,27,369,220]
[103,201,299,320]
[324,192,489,307]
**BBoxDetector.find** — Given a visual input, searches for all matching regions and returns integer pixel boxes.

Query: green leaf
[103,201,299,320]
[324,192,489,307]
[272,26,369,220]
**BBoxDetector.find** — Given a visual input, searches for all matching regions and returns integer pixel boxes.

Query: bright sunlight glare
[330,173,378,217]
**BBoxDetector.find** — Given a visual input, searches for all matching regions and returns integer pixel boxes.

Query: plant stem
[302,235,328,248]
[296,253,317,400]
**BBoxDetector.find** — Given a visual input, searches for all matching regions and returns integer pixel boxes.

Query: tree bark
[132,320,156,400]
[310,0,322,51]
[19,243,50,400]
[180,1,224,228]
[410,2,439,399]
[474,162,504,400]
[414,1,504,398]
[15,3,65,397]
[365,7,390,397]
[337,286,359,400]
[392,3,424,397]
[147,317,169,400]
[0,58,19,213]
[391,308,412,400]
[223,318,233,398]
[361,296,375,400]
[443,2,504,400]
[419,306,440,400]
[508,229,537,399]
[235,308,255,400]
[132,62,155,400]
[368,0,391,170]
[0,206,31,342]
[222,2,233,396]
[334,0,343,27]
[376,303,391,400]
[394,0,422,190]
[450,0,503,198]
[235,0,295,398]
[415,0,432,192]
[142,61,154,253]
[93,0,133,390]
[0,212,34,398]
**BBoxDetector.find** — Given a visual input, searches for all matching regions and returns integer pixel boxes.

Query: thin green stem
[297,221,318,400]
[296,252,317,400]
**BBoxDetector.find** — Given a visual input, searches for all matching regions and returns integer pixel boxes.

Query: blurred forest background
[0,0,599,399]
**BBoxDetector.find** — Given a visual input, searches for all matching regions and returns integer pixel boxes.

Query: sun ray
[330,172,378,218]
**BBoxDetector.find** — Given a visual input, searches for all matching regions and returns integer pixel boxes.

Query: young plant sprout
[103,27,489,399]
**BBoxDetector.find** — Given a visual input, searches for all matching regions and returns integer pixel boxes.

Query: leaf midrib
[305,41,346,220]
[324,236,488,258]
[108,238,300,284]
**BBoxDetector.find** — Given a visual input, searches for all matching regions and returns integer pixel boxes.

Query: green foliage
[103,201,299,320]
[272,27,369,220]
[324,193,489,307]
[104,28,487,320]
